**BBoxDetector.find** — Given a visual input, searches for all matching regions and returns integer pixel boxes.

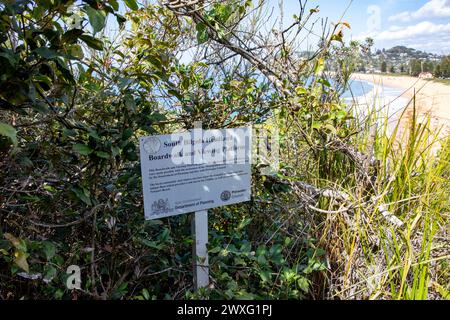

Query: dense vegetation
[0,0,448,300]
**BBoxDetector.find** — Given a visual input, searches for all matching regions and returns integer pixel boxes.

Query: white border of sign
[139,127,252,220]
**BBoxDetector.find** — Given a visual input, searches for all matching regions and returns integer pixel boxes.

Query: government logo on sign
[143,137,161,155]
[220,190,231,201]
[151,198,171,214]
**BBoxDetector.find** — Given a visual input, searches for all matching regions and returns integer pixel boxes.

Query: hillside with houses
[315,42,449,79]
[358,45,450,78]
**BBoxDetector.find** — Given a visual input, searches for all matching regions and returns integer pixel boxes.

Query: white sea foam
[344,80,409,137]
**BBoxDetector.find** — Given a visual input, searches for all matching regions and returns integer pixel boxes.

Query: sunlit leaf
[0,122,17,146]
[85,6,106,34]
[73,143,93,155]
[95,151,109,159]
[4,233,26,251]
[14,251,29,273]
[196,23,209,44]
[124,0,138,11]
[314,58,325,75]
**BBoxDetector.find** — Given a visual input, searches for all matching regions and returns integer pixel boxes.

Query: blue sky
[270,0,450,54]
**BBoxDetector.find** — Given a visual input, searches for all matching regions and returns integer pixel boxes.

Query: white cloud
[389,0,450,22]
[353,21,450,53]
[355,21,450,41]
[376,21,450,40]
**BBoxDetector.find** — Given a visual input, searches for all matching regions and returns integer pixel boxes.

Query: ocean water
[343,79,409,135]
[343,80,374,99]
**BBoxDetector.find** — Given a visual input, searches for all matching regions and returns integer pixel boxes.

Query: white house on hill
[419,72,433,79]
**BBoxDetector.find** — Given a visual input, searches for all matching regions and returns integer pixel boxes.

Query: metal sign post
[192,210,209,289]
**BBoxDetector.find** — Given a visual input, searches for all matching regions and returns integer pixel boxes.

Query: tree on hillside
[434,64,442,78]
[423,60,435,73]
[440,56,450,78]
[381,61,387,73]
[389,65,395,73]
[409,59,422,76]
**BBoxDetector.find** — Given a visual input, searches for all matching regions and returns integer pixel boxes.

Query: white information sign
[139,127,252,220]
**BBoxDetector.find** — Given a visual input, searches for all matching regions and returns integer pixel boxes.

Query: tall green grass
[323,97,450,300]
[277,92,449,299]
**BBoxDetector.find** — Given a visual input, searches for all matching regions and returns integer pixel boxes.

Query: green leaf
[62,29,84,44]
[4,233,27,252]
[295,86,307,95]
[33,74,53,87]
[43,265,57,282]
[116,14,127,26]
[111,146,120,157]
[35,0,53,10]
[109,0,119,11]
[14,251,29,273]
[88,129,101,140]
[42,242,56,260]
[196,23,209,44]
[335,110,347,120]
[73,143,93,155]
[124,94,136,111]
[167,89,182,99]
[331,33,343,43]
[121,128,133,141]
[95,151,109,159]
[434,282,450,300]
[79,35,103,51]
[297,277,310,293]
[0,49,19,67]
[259,270,271,283]
[67,44,84,59]
[257,254,267,265]
[141,239,162,250]
[312,121,321,130]
[124,0,138,11]
[111,282,128,299]
[43,184,56,192]
[72,187,92,206]
[34,47,59,59]
[141,288,150,300]
[314,58,325,75]
[0,122,17,146]
[159,228,170,242]
[144,219,163,226]
[54,57,75,84]
[216,4,233,23]
[318,78,331,87]
[324,124,337,135]
[237,217,252,230]
[181,77,190,90]
[85,6,106,34]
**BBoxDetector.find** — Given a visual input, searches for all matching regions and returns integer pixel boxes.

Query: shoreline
[351,73,450,143]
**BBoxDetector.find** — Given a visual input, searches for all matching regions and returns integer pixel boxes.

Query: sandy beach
[352,73,450,143]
